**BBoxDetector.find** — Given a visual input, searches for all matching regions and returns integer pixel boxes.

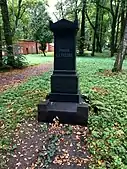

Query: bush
[2,54,28,69]
[13,54,28,68]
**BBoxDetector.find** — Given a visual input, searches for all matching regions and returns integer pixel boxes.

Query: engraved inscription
[56,48,73,57]
[59,49,70,52]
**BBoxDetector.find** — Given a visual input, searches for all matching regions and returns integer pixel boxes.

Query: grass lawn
[0,57,127,168]
[25,52,54,65]
[24,51,112,66]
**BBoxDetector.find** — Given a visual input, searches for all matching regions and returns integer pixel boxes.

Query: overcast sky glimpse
[47,0,58,22]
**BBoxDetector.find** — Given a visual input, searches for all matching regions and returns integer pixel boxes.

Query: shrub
[13,54,28,68]
[2,54,28,69]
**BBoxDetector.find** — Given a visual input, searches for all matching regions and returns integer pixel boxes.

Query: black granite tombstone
[38,19,88,126]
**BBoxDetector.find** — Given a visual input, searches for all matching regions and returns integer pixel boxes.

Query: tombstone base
[38,99,88,126]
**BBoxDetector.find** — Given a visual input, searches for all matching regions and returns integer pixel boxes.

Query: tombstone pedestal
[50,72,79,102]
[38,99,88,126]
[38,19,88,126]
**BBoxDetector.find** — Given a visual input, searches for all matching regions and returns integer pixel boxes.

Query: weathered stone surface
[38,100,88,126]
[38,19,88,126]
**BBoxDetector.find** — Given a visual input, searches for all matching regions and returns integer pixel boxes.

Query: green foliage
[2,54,28,69]
[77,58,127,169]
[0,71,51,152]
[1,52,53,70]
[30,1,53,44]
[41,134,59,168]
[0,57,127,168]
[13,54,28,68]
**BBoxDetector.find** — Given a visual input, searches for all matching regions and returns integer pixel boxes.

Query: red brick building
[17,40,40,55]
[17,40,54,55]
[47,43,54,52]
[2,40,54,56]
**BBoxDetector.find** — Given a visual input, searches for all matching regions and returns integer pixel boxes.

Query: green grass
[0,57,127,168]
[24,51,111,66]
[77,58,127,169]
[0,53,53,72]
[25,52,53,65]
[25,51,114,66]
[82,50,111,58]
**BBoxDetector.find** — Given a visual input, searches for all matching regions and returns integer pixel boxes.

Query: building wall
[2,40,54,56]
[47,43,54,52]
[18,41,40,55]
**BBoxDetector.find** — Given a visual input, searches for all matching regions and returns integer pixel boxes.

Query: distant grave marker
[38,19,88,126]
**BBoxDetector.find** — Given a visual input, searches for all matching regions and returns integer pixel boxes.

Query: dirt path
[3,120,89,169]
[0,63,53,92]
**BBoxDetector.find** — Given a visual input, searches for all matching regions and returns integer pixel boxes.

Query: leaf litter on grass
[1,118,90,169]
[0,57,127,169]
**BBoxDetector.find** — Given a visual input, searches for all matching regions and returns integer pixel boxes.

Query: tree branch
[98,4,113,15]
[18,7,26,19]
[110,0,114,16]
[53,12,59,20]
[12,0,23,36]
[86,10,95,30]
[114,1,120,18]
[45,3,59,21]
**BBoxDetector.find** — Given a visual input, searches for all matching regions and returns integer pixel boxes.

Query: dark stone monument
[38,19,88,126]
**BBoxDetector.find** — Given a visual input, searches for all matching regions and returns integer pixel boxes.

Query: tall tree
[86,0,103,56]
[54,0,81,21]
[0,0,14,66]
[114,12,120,52]
[30,1,52,54]
[55,0,66,20]
[112,14,127,72]
[79,0,86,56]
[91,0,100,56]
[110,0,120,57]
[120,0,126,42]
[74,0,78,20]
[11,0,23,36]
[0,24,2,66]
[99,0,120,56]
[96,1,104,53]
[8,0,40,41]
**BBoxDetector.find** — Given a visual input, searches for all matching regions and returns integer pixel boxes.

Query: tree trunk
[0,25,2,66]
[110,1,120,57]
[74,0,78,20]
[87,43,90,51]
[91,31,96,56]
[112,19,127,72]
[12,0,23,36]
[0,0,14,66]
[42,50,46,56]
[79,0,86,56]
[99,8,104,52]
[36,42,38,54]
[110,17,117,57]
[114,14,120,52]
[120,0,126,42]
[98,0,120,56]
[96,35,102,53]
[96,8,103,53]
[91,0,99,56]
[96,6,102,53]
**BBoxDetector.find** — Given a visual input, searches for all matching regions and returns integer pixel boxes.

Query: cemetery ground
[0,54,127,169]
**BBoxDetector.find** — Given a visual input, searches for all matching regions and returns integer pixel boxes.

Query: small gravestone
[38,19,88,126]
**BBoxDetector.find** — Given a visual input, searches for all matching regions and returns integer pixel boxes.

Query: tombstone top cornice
[50,19,79,32]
